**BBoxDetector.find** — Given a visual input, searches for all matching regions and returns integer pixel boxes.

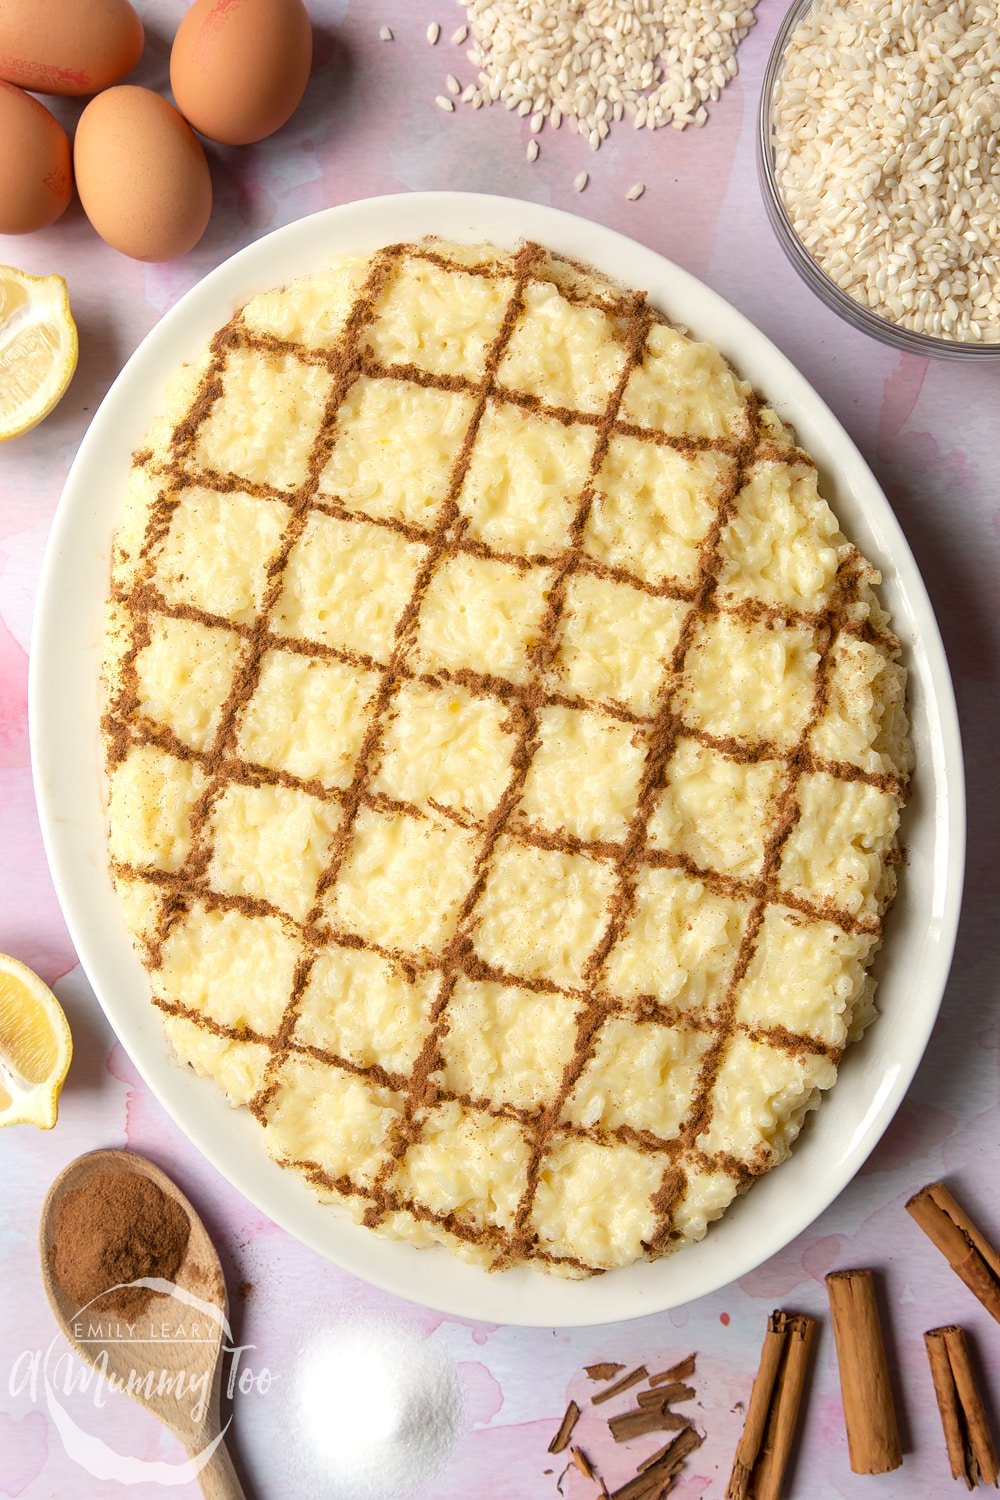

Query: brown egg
[170,0,312,147]
[0,82,72,233]
[74,87,212,261]
[0,0,143,97]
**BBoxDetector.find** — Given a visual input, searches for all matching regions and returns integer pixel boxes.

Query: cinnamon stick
[907,1182,1000,1324]
[925,1325,999,1489]
[726,1309,815,1500]
[826,1269,902,1474]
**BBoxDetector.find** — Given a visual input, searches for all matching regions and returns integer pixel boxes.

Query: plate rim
[29,191,965,1327]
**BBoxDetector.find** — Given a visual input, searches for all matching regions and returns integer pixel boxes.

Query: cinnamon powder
[51,1169,190,1316]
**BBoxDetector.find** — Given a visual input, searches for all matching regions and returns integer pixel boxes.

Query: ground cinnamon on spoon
[50,1167,190,1316]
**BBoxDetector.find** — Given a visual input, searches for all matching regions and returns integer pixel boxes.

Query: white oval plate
[30,193,964,1327]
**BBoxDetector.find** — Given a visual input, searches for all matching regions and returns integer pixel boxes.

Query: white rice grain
[427,21,440,44]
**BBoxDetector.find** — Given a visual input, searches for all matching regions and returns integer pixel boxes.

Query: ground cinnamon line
[647,552,866,1250]
[258,243,549,1150]
[157,990,836,1208]
[108,574,904,802]
[128,866,853,1066]
[350,248,560,1229]
[129,429,897,658]
[108,247,402,968]
[363,276,655,1239]
[105,237,905,1272]
[105,702,887,944]
[285,1153,593,1275]
[496,297,680,1265]
[156,985,839,1204]
[639,393,772,1250]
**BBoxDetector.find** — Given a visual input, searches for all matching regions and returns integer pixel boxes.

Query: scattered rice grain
[435,94,454,112]
[626,182,645,201]
[440,0,756,141]
[451,24,469,44]
[574,171,589,192]
[446,73,461,94]
[526,139,539,162]
[427,21,440,44]
[378,24,392,42]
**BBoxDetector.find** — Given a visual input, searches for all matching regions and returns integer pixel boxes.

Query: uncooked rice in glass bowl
[758,0,1000,361]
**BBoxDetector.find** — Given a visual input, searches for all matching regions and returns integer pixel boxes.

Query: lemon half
[0,953,72,1128]
[0,266,78,441]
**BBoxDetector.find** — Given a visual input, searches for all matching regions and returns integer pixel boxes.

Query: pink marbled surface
[2,2,999,1496]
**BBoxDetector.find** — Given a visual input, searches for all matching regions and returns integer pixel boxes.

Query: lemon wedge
[0,953,72,1128]
[0,266,78,442]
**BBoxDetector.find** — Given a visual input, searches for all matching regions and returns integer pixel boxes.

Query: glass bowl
[757,0,1000,362]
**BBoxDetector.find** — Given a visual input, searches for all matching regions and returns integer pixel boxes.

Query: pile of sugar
[443,0,759,145]
[296,1322,463,1498]
[773,0,1000,344]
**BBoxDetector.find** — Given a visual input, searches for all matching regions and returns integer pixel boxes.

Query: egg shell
[0,81,73,233]
[0,0,143,97]
[170,0,312,147]
[74,87,212,262]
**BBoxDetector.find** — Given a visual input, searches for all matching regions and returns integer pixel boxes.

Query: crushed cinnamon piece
[548,1400,581,1454]
[610,1426,703,1499]
[648,1354,696,1386]
[636,1381,695,1408]
[571,1445,596,1478]
[609,1404,689,1443]
[592,1364,649,1405]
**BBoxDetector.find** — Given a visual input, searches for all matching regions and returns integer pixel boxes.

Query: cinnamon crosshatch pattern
[103,240,909,1274]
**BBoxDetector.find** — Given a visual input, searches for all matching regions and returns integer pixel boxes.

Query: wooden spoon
[39,1148,245,1499]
